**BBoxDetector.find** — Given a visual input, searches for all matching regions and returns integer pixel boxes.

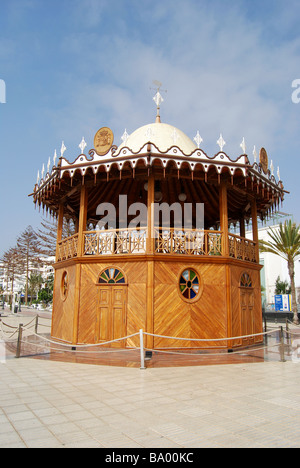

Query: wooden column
[251,198,259,263]
[73,185,88,344]
[147,174,155,254]
[77,185,88,257]
[146,174,155,349]
[55,203,64,262]
[239,216,246,239]
[219,181,229,256]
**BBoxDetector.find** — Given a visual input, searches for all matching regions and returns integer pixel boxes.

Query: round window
[61,271,69,301]
[179,269,202,302]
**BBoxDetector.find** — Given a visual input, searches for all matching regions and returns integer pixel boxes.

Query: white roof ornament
[277,166,281,181]
[253,146,257,163]
[41,164,45,180]
[270,160,274,176]
[53,149,57,167]
[151,80,167,123]
[153,91,164,108]
[240,137,246,154]
[217,134,226,152]
[60,141,67,157]
[37,170,40,185]
[194,131,203,149]
[121,129,129,145]
[79,137,87,154]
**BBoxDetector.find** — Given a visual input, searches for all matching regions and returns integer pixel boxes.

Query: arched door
[96,268,127,347]
[240,273,254,346]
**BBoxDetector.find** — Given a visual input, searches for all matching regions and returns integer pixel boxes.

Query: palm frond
[259,220,300,261]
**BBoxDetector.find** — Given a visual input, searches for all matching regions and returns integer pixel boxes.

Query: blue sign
[275,295,291,311]
[275,295,283,311]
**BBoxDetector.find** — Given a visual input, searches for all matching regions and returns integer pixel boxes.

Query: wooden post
[251,199,259,262]
[147,174,155,254]
[55,203,64,261]
[146,175,155,349]
[139,329,146,370]
[280,326,286,363]
[77,185,88,257]
[239,216,245,239]
[73,185,88,345]
[16,323,23,358]
[219,181,229,256]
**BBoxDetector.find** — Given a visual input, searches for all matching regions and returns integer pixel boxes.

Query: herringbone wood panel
[153,261,228,348]
[76,261,147,344]
[52,265,77,343]
[52,257,263,350]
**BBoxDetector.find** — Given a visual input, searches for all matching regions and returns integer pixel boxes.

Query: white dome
[118,122,197,155]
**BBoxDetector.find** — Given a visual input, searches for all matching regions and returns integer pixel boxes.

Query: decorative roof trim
[32,143,284,198]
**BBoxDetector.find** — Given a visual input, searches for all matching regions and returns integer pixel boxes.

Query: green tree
[275,276,291,295]
[260,220,300,324]
[1,247,23,303]
[37,217,76,256]
[38,274,54,305]
[17,226,42,305]
[28,273,43,305]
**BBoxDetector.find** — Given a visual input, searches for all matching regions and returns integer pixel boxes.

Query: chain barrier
[0,317,296,368]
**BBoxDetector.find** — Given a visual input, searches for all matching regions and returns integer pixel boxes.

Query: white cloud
[55,1,299,160]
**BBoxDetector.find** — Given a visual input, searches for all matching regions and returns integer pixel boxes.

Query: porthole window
[99,268,125,284]
[61,271,69,300]
[240,272,252,288]
[179,269,202,302]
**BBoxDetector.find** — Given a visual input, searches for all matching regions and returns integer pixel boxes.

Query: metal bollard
[280,326,286,363]
[16,323,23,358]
[139,329,146,370]
[286,319,291,346]
[35,315,38,334]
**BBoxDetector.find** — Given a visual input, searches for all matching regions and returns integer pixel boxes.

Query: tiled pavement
[1,357,300,448]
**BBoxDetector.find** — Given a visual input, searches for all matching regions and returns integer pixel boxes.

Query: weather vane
[150,80,167,123]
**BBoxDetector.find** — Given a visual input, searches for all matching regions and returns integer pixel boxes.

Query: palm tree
[260,220,300,324]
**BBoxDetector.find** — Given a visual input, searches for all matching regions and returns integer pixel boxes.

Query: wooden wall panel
[52,258,263,351]
[77,264,99,343]
[230,265,263,347]
[153,261,227,348]
[76,261,147,346]
[52,265,76,343]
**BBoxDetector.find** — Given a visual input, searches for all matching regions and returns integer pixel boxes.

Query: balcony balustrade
[56,228,258,264]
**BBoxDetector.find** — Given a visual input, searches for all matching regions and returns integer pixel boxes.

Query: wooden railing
[56,229,257,263]
[57,234,79,262]
[228,233,257,263]
[84,228,147,256]
[154,228,222,256]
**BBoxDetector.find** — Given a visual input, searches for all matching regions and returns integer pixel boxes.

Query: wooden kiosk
[32,99,285,351]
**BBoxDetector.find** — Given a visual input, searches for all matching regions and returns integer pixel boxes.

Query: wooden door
[240,288,254,346]
[97,286,127,347]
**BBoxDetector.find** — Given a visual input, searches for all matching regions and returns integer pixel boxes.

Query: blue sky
[1,0,300,254]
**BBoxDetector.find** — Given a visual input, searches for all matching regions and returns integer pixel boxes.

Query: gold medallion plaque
[94,127,114,155]
[259,147,268,174]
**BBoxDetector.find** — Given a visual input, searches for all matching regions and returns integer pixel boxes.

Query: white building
[257,225,300,307]
[0,256,55,301]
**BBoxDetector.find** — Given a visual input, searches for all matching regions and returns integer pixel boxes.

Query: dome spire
[151,80,167,123]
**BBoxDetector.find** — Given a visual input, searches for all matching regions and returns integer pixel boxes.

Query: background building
[244,214,300,308]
